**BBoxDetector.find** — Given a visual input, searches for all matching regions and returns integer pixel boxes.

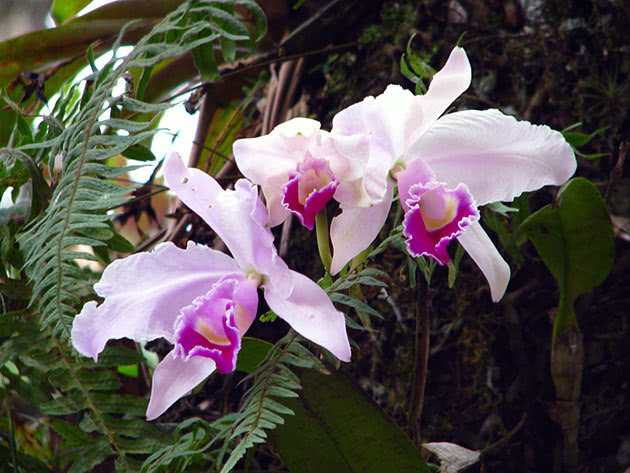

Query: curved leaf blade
[271,369,430,473]
[520,177,614,337]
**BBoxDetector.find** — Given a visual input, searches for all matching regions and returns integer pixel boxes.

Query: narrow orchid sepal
[146,351,216,420]
[456,222,511,301]
[329,179,396,275]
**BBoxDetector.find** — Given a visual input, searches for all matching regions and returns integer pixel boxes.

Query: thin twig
[605,140,627,205]
[481,411,528,456]
[408,282,431,445]
[188,92,216,169]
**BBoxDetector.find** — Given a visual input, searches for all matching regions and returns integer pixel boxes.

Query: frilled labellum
[174,275,259,373]
[403,181,479,264]
[282,156,338,230]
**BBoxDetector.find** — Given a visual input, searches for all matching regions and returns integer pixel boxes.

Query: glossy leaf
[51,0,93,24]
[235,337,273,374]
[520,177,614,338]
[271,369,430,473]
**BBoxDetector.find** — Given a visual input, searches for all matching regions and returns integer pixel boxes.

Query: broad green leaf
[271,369,430,473]
[236,337,273,373]
[51,0,93,24]
[520,178,614,339]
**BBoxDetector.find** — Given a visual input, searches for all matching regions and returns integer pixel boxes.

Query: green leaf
[121,144,156,162]
[51,0,93,24]
[520,178,614,339]
[236,337,272,374]
[192,43,221,82]
[329,293,382,319]
[271,369,430,473]
[220,37,237,62]
[561,126,607,148]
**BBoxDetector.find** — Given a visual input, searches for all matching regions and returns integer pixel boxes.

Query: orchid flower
[71,152,351,420]
[329,47,576,301]
[232,117,370,230]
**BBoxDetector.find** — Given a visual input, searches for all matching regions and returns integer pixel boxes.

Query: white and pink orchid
[328,47,576,300]
[71,152,351,420]
[232,117,370,230]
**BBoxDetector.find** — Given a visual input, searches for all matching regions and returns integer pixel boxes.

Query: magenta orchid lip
[282,157,339,230]
[402,180,479,265]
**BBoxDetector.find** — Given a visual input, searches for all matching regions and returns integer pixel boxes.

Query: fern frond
[2,2,266,471]
[15,0,266,342]
[218,332,323,473]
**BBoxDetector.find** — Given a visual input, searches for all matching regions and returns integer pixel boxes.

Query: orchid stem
[408,280,430,445]
[315,208,332,274]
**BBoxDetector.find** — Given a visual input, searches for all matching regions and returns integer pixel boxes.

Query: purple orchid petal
[263,270,351,362]
[411,109,577,205]
[174,275,258,374]
[71,241,240,361]
[164,153,293,298]
[403,181,479,264]
[456,221,510,302]
[282,157,338,230]
[330,179,396,275]
[146,350,216,420]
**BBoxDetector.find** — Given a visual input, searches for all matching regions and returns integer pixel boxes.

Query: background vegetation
[0,0,628,472]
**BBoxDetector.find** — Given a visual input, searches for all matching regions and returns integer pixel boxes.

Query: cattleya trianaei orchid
[71,153,350,420]
[71,45,575,421]
[234,47,575,301]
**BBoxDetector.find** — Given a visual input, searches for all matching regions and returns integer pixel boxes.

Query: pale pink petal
[407,46,471,147]
[263,173,292,227]
[329,179,395,275]
[263,270,351,362]
[233,119,322,226]
[456,221,510,302]
[411,110,577,205]
[363,48,471,159]
[146,350,216,420]
[331,94,397,203]
[233,118,320,187]
[71,242,239,360]
[326,132,370,183]
[164,153,292,296]
[331,48,471,201]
